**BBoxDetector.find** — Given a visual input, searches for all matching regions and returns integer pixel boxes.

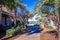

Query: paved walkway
[14,33,40,40]
[14,26,40,40]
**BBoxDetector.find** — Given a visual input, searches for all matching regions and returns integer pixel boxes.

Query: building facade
[0,6,22,26]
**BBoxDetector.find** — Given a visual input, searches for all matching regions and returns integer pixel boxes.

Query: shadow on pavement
[0,33,6,39]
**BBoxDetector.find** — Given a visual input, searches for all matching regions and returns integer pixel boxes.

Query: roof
[2,10,14,17]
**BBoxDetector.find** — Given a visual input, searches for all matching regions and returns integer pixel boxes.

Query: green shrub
[16,25,23,30]
[45,24,53,29]
[6,27,16,36]
[15,26,22,33]
[6,25,23,36]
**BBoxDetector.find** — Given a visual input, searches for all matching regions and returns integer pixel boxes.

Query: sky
[16,0,54,13]
[47,6,54,12]
[22,0,38,12]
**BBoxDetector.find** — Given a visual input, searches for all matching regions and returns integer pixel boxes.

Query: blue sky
[48,6,55,12]
[22,0,38,12]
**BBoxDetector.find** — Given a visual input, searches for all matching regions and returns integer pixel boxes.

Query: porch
[0,11,14,26]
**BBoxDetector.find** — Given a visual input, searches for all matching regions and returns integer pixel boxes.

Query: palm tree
[34,0,60,22]
[34,0,60,39]
[5,0,24,27]
[4,0,16,27]
[54,0,60,39]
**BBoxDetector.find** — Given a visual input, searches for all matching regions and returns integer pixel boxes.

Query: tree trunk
[14,7,16,27]
[58,7,60,22]
[55,0,60,21]
[55,0,60,39]
[55,10,59,21]
[58,10,60,40]
[0,4,2,24]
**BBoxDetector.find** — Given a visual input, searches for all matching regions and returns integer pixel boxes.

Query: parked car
[26,21,37,26]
